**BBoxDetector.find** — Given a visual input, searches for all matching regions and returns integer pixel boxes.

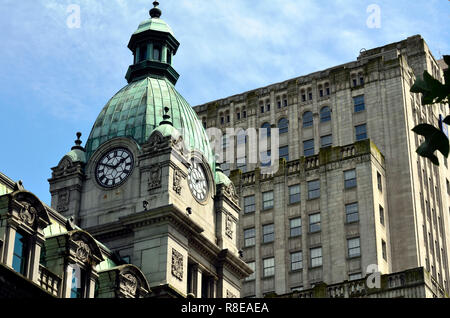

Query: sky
[0,0,449,204]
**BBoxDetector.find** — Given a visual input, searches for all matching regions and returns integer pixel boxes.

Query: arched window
[325,83,330,96]
[301,89,306,102]
[320,107,331,122]
[318,85,323,97]
[236,108,241,121]
[242,107,247,118]
[278,118,289,134]
[303,111,313,128]
[261,122,271,138]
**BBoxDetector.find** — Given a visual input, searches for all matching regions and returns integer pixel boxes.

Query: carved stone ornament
[225,215,234,239]
[171,136,186,156]
[74,240,91,262]
[171,248,184,281]
[57,189,70,213]
[19,202,36,226]
[226,290,237,298]
[148,165,162,191]
[173,168,183,195]
[223,183,239,205]
[121,273,138,295]
[147,134,167,152]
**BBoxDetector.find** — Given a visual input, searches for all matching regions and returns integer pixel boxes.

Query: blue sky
[0,0,449,204]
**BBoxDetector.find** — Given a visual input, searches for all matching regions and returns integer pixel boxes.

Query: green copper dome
[85,77,216,173]
[134,18,174,37]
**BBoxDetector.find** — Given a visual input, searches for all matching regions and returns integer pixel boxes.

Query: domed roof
[134,18,174,37]
[65,149,86,164]
[85,77,216,173]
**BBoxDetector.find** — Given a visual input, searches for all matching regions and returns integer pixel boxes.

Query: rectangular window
[382,240,387,261]
[284,99,288,107]
[139,45,147,62]
[310,247,322,268]
[266,104,271,112]
[277,101,282,109]
[12,232,28,276]
[377,172,383,192]
[309,213,321,233]
[291,252,303,271]
[320,135,332,148]
[244,228,255,247]
[303,139,315,157]
[153,45,161,61]
[262,191,274,210]
[290,218,302,237]
[344,169,357,189]
[355,124,367,141]
[380,205,385,226]
[348,237,361,258]
[244,195,256,214]
[346,203,359,223]
[349,273,362,281]
[245,262,256,281]
[70,266,86,298]
[289,185,301,204]
[354,95,365,112]
[262,224,275,243]
[308,180,320,200]
[279,146,289,161]
[263,257,275,277]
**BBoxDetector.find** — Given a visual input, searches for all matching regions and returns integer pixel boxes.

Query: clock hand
[113,157,128,169]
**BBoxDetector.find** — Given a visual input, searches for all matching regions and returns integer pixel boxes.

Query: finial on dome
[159,107,173,126]
[71,132,85,151]
[150,1,162,18]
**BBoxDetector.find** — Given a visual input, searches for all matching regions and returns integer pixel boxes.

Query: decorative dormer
[125,1,180,85]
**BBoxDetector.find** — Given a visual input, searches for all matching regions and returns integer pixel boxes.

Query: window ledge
[289,269,303,274]
[261,241,274,246]
[288,202,301,207]
[347,256,361,261]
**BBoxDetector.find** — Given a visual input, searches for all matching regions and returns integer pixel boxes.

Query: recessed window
[291,251,303,271]
[355,124,367,141]
[348,237,361,258]
[260,149,271,167]
[278,118,289,134]
[139,44,147,62]
[289,185,301,204]
[279,146,289,161]
[290,218,302,237]
[382,240,387,261]
[320,106,331,122]
[310,247,322,268]
[308,180,320,200]
[346,203,359,223]
[262,224,275,243]
[12,232,29,276]
[303,139,315,157]
[266,103,271,112]
[277,100,282,109]
[308,89,313,101]
[309,213,321,233]
[70,266,86,298]
[354,95,365,112]
[380,205,385,226]
[320,135,332,148]
[244,228,256,247]
[261,123,271,138]
[220,117,225,125]
[153,45,162,61]
[236,112,241,120]
[283,99,288,107]
[303,111,313,128]
[344,169,357,189]
[243,110,247,118]
[260,105,265,114]
[245,262,256,281]
[349,273,362,281]
[262,191,274,210]
[244,195,256,214]
[377,172,382,192]
[263,257,275,277]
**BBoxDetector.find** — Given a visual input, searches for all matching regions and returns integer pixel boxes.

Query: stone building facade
[194,35,450,297]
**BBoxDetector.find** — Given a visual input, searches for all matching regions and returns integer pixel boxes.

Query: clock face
[188,160,208,202]
[95,148,134,189]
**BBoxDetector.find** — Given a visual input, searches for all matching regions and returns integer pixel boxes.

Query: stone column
[29,235,44,283]
[195,266,203,298]
[3,225,16,268]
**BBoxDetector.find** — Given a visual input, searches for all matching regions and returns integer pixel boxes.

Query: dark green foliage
[410,55,450,165]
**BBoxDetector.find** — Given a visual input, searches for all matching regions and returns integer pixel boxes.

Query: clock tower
[48,2,251,298]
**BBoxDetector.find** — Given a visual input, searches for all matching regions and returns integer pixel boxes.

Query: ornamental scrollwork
[173,168,183,195]
[19,202,36,226]
[74,240,91,262]
[121,273,138,295]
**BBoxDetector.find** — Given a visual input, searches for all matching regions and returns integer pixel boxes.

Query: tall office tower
[194,35,450,297]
